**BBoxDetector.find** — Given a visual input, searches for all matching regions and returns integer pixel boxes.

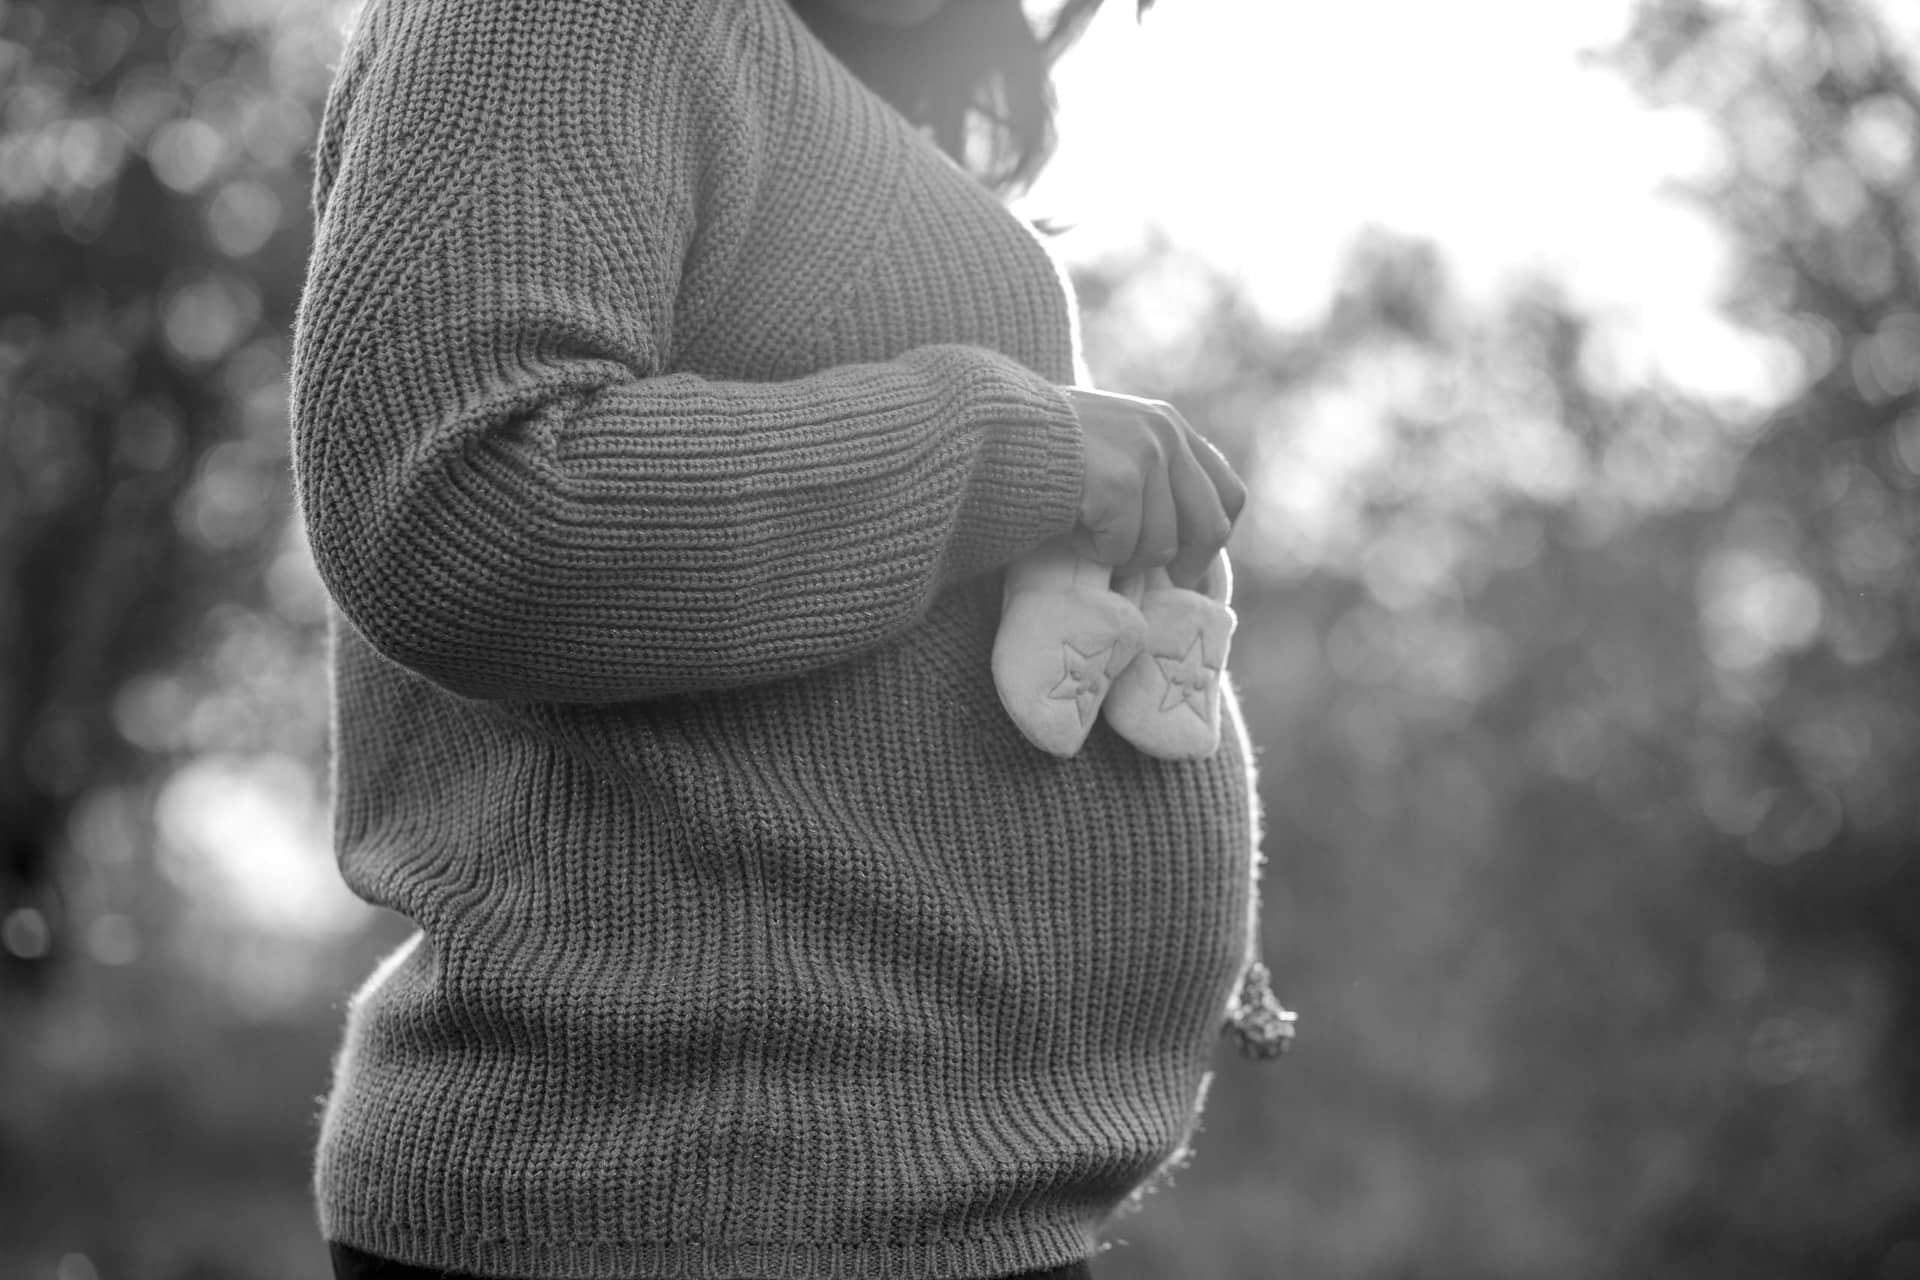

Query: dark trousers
[330,1242,1095,1280]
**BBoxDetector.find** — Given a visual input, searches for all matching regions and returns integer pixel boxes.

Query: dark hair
[788,0,1156,200]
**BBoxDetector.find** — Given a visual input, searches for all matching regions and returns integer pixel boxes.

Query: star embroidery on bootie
[1048,638,1117,726]
[1154,634,1219,719]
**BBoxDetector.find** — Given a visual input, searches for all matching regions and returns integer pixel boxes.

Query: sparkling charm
[1224,961,1297,1061]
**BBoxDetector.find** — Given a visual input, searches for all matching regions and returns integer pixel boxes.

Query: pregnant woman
[292,0,1288,1276]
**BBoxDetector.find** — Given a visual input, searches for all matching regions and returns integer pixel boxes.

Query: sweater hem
[322,1215,1100,1280]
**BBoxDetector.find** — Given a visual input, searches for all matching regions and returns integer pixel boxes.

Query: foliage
[0,0,339,988]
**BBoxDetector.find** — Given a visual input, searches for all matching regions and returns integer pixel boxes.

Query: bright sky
[1017,0,1778,405]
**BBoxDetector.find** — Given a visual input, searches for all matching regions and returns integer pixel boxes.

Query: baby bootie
[1101,549,1236,760]
[992,539,1148,758]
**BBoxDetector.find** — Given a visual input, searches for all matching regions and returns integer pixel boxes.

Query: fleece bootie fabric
[1101,550,1236,760]
[992,540,1148,758]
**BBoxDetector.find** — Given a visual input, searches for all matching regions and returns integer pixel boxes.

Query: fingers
[1163,424,1231,590]
[1123,468,1179,580]
[1186,427,1248,525]
[1072,474,1143,568]
[1149,398,1244,524]
[1074,462,1176,576]
[1062,386,1247,581]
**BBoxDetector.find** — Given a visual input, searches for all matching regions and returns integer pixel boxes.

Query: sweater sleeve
[289,21,1086,706]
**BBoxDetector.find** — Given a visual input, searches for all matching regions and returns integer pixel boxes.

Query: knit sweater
[292,0,1265,1276]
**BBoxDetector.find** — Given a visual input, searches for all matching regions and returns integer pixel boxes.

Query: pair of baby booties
[991,539,1235,760]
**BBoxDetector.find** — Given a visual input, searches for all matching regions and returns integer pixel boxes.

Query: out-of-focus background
[3,0,1918,1276]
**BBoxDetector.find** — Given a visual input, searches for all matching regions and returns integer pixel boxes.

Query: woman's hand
[1062,386,1248,589]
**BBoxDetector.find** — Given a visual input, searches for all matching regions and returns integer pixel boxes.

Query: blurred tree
[1607,0,1920,1269]
[1615,0,1920,1090]
[0,0,337,990]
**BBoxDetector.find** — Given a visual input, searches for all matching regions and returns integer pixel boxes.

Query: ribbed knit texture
[292,0,1264,1276]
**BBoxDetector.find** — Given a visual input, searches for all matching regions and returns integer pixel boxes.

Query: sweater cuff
[953,358,1086,576]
